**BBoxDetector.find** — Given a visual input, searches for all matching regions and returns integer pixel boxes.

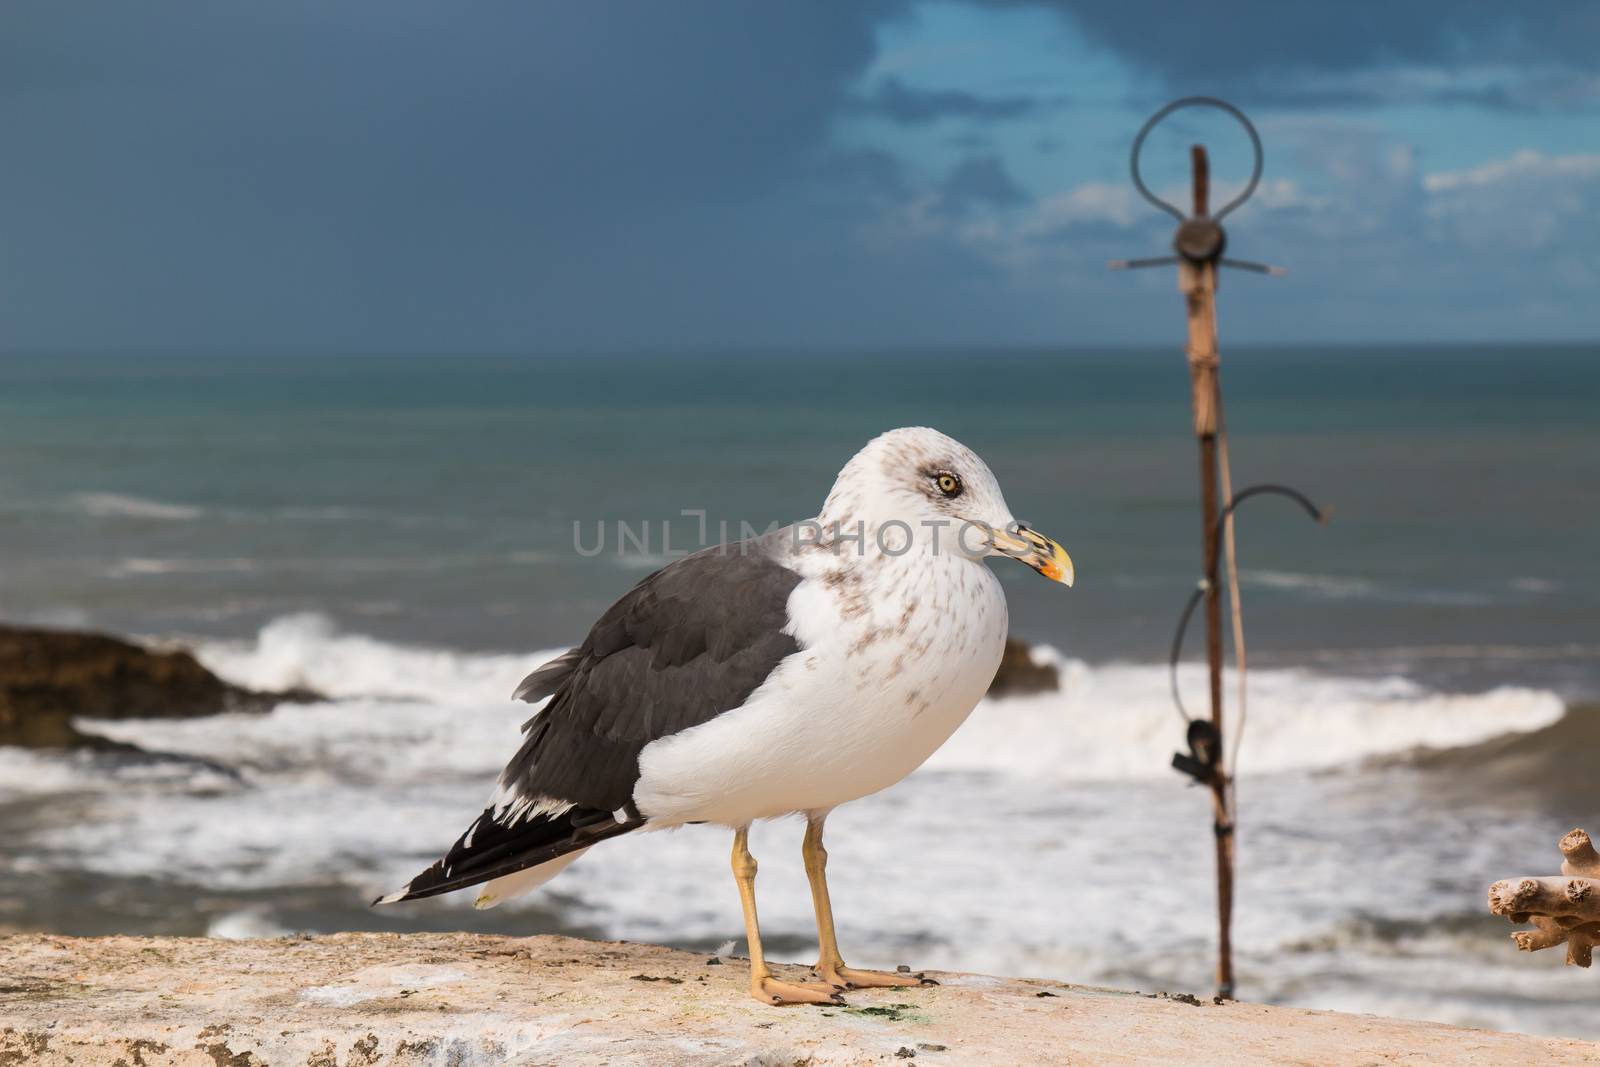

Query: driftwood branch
[1488,828,1600,968]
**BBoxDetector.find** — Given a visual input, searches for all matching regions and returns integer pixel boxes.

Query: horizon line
[1,338,1596,361]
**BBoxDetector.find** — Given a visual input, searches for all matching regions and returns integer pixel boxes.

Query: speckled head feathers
[816,427,1017,550]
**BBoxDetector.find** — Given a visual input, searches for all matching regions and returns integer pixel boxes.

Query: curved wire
[1167,483,1326,726]
[1130,96,1264,222]
[1213,483,1325,544]
[1168,584,1207,725]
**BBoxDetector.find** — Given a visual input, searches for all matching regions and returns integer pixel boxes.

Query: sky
[2,2,1597,353]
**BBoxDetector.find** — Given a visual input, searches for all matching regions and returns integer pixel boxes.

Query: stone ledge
[1,933,1594,1066]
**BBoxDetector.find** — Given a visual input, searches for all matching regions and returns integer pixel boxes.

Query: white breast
[632,550,1008,827]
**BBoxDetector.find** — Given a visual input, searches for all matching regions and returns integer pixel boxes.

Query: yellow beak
[990,524,1075,586]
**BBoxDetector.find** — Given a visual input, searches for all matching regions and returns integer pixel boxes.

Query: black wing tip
[372,864,465,905]
[377,806,645,907]
[372,885,414,906]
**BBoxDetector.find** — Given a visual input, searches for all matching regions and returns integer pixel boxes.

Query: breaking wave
[108,558,259,577]
[69,492,203,521]
[933,658,1565,781]
[177,614,1568,782]
[192,613,553,705]
[2,614,1565,895]
[1,615,1585,1039]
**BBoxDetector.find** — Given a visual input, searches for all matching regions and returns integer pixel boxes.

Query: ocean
[0,346,1596,1038]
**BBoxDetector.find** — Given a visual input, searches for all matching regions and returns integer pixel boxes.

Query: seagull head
[817,426,1074,586]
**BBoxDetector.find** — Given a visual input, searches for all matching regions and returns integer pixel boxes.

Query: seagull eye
[935,472,963,498]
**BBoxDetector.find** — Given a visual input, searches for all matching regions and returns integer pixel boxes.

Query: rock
[0,624,313,749]
[986,637,1058,698]
[1,933,1594,1066]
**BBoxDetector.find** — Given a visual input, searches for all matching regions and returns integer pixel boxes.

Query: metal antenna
[1110,96,1283,1001]
[1109,96,1285,279]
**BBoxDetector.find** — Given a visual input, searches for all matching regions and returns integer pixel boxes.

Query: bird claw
[753,976,847,1007]
[815,964,932,990]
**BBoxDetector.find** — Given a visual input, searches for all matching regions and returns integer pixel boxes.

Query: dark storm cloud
[990,0,1599,107]
[814,149,912,200]
[941,156,1030,209]
[848,75,1041,124]
[0,1,914,351]
[0,2,1594,352]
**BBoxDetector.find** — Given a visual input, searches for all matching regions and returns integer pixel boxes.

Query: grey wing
[378,536,805,905]
[504,539,804,814]
[513,647,582,704]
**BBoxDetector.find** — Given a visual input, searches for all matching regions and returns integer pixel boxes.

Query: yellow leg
[802,815,934,990]
[732,826,843,1006]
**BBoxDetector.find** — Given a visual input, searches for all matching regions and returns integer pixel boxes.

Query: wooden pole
[1179,143,1235,998]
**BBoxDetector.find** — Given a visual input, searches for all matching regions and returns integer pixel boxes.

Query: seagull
[378,427,1074,1005]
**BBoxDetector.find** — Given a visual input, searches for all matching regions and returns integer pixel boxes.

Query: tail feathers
[375,803,640,905]
[473,848,589,909]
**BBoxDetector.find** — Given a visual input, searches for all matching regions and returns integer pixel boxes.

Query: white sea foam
[180,615,1564,781]
[933,660,1565,781]
[38,613,1560,893]
[0,748,106,797]
[1240,569,1495,606]
[109,557,259,577]
[70,492,202,521]
[7,615,1587,1039]
[1510,577,1557,594]
[1242,569,1376,598]
[109,555,534,580]
[191,613,562,705]
[611,552,671,570]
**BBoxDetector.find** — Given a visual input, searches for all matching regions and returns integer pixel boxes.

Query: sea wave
[107,554,562,581]
[3,614,1586,1039]
[109,557,260,577]
[69,492,203,521]
[180,614,1568,781]
[1239,569,1495,606]
[1242,569,1377,598]
[934,660,1565,781]
[192,613,556,705]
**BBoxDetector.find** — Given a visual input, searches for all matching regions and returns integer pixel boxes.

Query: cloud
[848,75,1041,123]
[1421,150,1600,266]
[814,148,912,200]
[1026,182,1145,232]
[1018,1,1600,77]
[985,1,1600,109]
[0,2,1594,351]
[1422,149,1600,192]
[866,120,1598,343]
[941,155,1030,208]
[0,2,911,351]
[1214,66,1600,113]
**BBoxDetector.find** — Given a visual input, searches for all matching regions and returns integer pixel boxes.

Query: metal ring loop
[1130,96,1263,222]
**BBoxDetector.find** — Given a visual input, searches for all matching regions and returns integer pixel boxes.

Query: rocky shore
[0,625,1056,752]
[985,636,1059,697]
[0,624,301,748]
[3,933,1594,1066]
